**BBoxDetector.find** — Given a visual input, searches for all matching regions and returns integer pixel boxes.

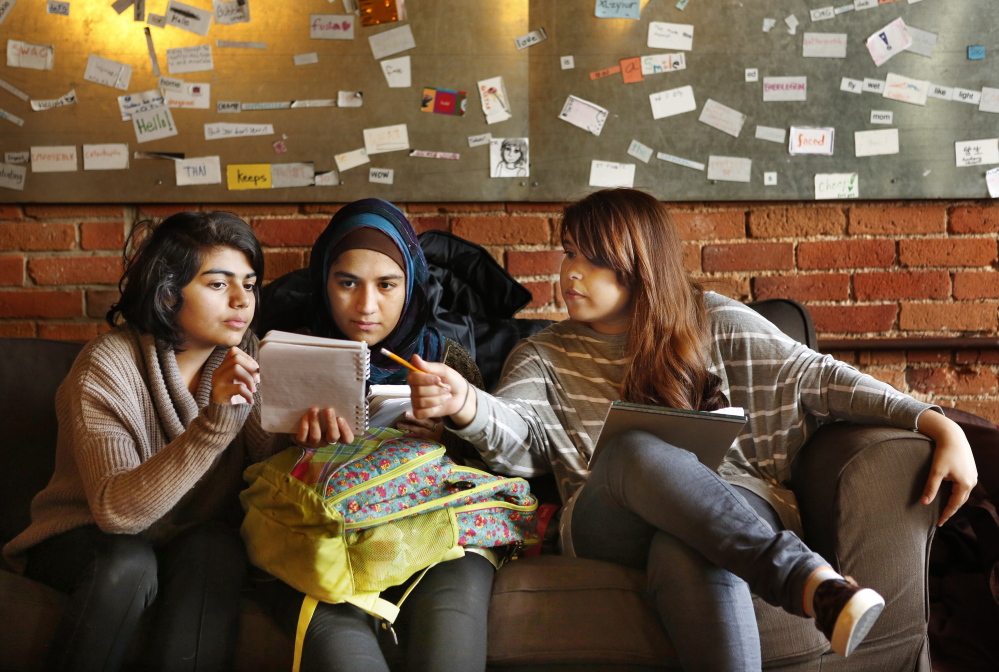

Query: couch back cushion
[0,338,83,550]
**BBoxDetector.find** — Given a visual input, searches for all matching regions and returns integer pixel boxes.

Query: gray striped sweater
[453,292,937,537]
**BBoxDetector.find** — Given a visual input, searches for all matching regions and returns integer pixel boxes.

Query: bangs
[559,196,636,284]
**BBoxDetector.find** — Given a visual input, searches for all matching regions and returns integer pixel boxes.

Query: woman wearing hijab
[257,199,493,672]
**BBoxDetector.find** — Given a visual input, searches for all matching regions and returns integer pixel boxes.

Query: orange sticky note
[226,164,271,190]
[359,0,400,26]
[589,65,621,81]
[620,57,644,84]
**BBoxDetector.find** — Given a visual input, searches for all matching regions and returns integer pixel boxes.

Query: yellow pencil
[380,347,429,374]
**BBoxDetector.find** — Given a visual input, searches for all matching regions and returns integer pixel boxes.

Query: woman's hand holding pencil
[402,353,478,430]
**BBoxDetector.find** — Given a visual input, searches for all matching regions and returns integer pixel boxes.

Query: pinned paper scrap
[627,140,654,163]
[954,88,981,105]
[4,151,29,163]
[560,56,575,70]
[421,88,466,115]
[810,6,834,21]
[380,56,410,88]
[315,170,340,186]
[166,45,213,74]
[620,57,644,84]
[291,99,335,108]
[589,160,635,188]
[84,54,132,90]
[359,0,403,26]
[227,164,271,190]
[242,102,291,110]
[955,138,999,168]
[310,14,354,39]
[871,110,893,124]
[0,0,17,26]
[272,162,315,188]
[334,147,369,172]
[363,123,410,155]
[147,13,166,27]
[745,69,759,82]
[699,99,746,138]
[294,53,319,66]
[338,91,364,107]
[119,91,164,120]
[657,152,705,171]
[863,78,886,94]
[866,18,912,66]
[478,76,511,124]
[0,107,24,126]
[755,126,786,143]
[369,167,394,184]
[0,78,29,101]
[707,156,752,183]
[216,101,241,113]
[47,2,68,16]
[589,65,621,80]
[490,138,529,178]
[968,45,985,60]
[273,139,287,154]
[647,22,693,51]
[854,0,877,10]
[216,40,266,49]
[840,78,863,94]
[159,76,184,92]
[785,14,799,34]
[981,88,999,114]
[31,89,77,111]
[905,27,937,58]
[762,76,806,102]
[166,0,212,36]
[175,156,221,185]
[0,163,26,191]
[803,32,847,58]
[83,144,129,170]
[595,0,640,20]
[6,40,54,71]
[641,53,685,75]
[764,172,778,186]
[143,27,160,76]
[883,72,929,106]
[214,0,250,25]
[789,126,835,155]
[986,167,999,198]
[132,106,179,143]
[835,4,854,14]
[368,24,415,60]
[855,128,899,157]
[763,18,776,32]
[31,145,77,173]
[410,150,460,160]
[164,83,211,109]
[204,122,273,140]
[559,95,609,136]
[815,173,858,199]
[468,133,492,148]
[650,85,696,119]
[515,28,548,50]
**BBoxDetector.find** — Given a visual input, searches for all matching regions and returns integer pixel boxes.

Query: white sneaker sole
[830,588,886,657]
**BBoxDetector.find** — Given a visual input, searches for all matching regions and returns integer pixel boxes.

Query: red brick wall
[2,201,998,423]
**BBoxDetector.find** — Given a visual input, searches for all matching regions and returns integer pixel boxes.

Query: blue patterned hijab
[308,199,444,384]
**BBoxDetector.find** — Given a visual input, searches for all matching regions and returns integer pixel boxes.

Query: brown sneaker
[812,577,885,657]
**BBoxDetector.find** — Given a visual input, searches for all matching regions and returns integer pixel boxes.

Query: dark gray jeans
[570,430,827,672]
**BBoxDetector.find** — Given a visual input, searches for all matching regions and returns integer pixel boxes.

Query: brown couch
[0,300,943,670]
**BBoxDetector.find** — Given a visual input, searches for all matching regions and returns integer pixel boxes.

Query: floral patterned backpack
[240,427,539,672]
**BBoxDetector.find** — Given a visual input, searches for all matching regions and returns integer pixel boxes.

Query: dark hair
[108,211,264,348]
[558,189,726,412]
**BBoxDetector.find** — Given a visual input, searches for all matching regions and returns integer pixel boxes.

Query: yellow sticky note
[226,164,271,190]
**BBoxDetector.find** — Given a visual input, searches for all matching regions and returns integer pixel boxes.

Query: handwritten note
[648,22,693,51]
[477,76,511,124]
[515,28,548,50]
[810,6,835,21]
[815,173,858,199]
[855,128,899,157]
[707,156,752,183]
[216,101,241,114]
[30,89,76,111]
[789,126,835,155]
[803,33,847,58]
[560,55,575,69]
[6,40,54,70]
[213,0,249,25]
[338,91,364,107]
[866,18,912,66]
[369,167,394,184]
[363,123,410,154]
[595,0,640,19]
[0,1,16,26]
[981,88,999,114]
[559,95,609,136]
[380,55,411,88]
[755,126,786,143]
[368,24,415,59]
[883,72,929,106]
[272,163,315,188]
[0,162,26,191]
[905,26,937,58]
[640,53,685,75]
[468,133,492,148]
[762,76,806,102]
[310,14,354,39]
[83,144,129,170]
[175,156,221,185]
[657,153,705,171]
[130,107,178,143]
[31,146,77,172]
[954,139,999,168]
[627,140,654,163]
[227,164,271,190]
[698,99,746,138]
[166,45,213,74]
[4,151,29,164]
[164,82,211,109]
[204,122,273,140]
[334,147,369,172]
[47,1,69,15]
[650,85,696,119]
[589,160,635,188]
[84,54,132,90]
[167,1,212,36]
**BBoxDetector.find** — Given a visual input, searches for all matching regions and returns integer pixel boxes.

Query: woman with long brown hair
[406,188,977,671]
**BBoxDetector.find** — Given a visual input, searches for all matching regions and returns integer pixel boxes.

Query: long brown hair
[558,189,725,411]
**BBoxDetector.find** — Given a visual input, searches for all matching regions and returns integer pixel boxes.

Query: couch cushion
[487,556,828,670]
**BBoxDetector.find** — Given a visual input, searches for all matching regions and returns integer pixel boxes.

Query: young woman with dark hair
[3,211,283,672]
[408,189,978,670]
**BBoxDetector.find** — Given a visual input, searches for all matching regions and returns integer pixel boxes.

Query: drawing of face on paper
[490,138,529,178]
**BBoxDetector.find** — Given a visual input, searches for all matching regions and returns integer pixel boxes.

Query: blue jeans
[570,430,827,672]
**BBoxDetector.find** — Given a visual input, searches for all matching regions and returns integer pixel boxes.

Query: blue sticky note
[968,45,985,60]
[594,0,641,20]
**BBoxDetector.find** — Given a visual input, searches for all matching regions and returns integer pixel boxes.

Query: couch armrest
[792,422,942,670]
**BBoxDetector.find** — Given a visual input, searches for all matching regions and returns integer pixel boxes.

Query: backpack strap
[293,595,320,672]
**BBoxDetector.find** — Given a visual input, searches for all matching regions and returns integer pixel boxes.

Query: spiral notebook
[588,401,748,472]
[258,331,370,435]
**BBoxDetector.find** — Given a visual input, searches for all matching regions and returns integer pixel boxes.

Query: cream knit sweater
[3,325,282,565]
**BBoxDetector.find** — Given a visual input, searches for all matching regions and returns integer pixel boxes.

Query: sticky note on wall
[227,164,271,190]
